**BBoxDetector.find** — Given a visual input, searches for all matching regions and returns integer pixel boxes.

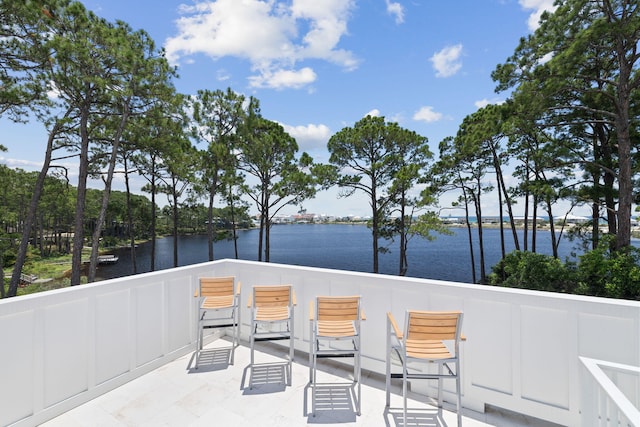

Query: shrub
[576,237,640,300]
[489,251,577,293]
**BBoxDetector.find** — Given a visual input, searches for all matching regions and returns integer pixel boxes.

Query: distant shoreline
[272,219,640,237]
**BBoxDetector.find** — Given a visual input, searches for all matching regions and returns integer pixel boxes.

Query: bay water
[99,224,584,283]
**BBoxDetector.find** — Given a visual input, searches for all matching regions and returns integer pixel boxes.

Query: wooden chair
[194,276,241,367]
[385,310,464,426]
[247,284,296,387]
[309,295,365,416]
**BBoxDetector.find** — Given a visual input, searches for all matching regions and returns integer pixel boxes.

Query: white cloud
[249,67,317,89]
[365,109,381,117]
[47,80,61,100]
[385,0,404,24]
[280,123,331,152]
[519,0,557,31]
[216,69,230,81]
[539,51,553,64]
[475,99,491,109]
[412,106,442,123]
[388,112,404,123]
[291,0,359,69]
[164,0,357,89]
[0,157,43,169]
[475,98,505,109]
[430,44,463,78]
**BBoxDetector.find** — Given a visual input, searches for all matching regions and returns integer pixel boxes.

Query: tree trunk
[172,183,179,268]
[1,247,6,298]
[491,143,519,254]
[207,189,215,262]
[545,200,558,259]
[497,172,506,260]
[497,163,520,251]
[371,185,379,274]
[612,22,634,251]
[264,201,270,263]
[398,191,408,276]
[8,115,67,296]
[88,107,128,282]
[472,175,487,284]
[523,165,530,252]
[614,109,631,250]
[532,196,538,253]
[123,156,137,274]
[150,158,157,271]
[229,185,239,259]
[591,201,599,250]
[257,190,265,262]
[207,170,218,262]
[71,103,91,286]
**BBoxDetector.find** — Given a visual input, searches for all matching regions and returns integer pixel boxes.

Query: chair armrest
[194,289,199,298]
[292,289,297,306]
[247,293,253,308]
[309,300,314,321]
[387,312,403,339]
[236,281,242,296]
[360,308,366,321]
[461,333,467,341]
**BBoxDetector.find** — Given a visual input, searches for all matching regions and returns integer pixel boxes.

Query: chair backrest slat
[253,285,292,307]
[406,310,461,341]
[316,296,360,321]
[200,277,235,297]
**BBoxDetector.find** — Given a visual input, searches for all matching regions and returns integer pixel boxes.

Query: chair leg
[195,320,201,369]
[288,318,294,386]
[402,367,408,427]
[309,323,313,383]
[249,321,255,389]
[356,347,361,416]
[312,351,317,416]
[230,311,237,365]
[456,360,462,426]
[385,325,391,407]
[438,363,444,408]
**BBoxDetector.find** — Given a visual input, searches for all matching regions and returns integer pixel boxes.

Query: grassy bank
[1,249,92,297]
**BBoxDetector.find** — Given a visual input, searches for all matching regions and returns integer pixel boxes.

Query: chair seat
[255,306,290,322]
[317,320,357,338]
[202,295,235,310]
[405,339,452,360]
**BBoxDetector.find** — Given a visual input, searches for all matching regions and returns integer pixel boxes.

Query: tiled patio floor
[41,337,557,426]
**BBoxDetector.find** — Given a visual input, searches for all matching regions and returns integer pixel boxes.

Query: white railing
[1,259,639,427]
[580,357,640,427]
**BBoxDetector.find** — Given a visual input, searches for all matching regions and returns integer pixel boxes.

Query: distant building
[562,214,589,224]
[513,216,545,225]
[292,212,315,223]
[440,216,466,225]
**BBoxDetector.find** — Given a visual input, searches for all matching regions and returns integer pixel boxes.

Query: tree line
[1,0,639,299]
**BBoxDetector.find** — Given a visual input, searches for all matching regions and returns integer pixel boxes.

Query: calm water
[98,224,584,283]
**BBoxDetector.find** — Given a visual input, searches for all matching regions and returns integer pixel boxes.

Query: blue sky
[0,0,563,218]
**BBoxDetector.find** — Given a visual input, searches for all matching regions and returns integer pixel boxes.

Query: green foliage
[576,237,640,300]
[492,0,640,250]
[489,251,577,294]
[2,245,16,267]
[490,242,640,300]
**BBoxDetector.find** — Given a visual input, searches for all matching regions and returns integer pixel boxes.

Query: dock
[97,254,119,265]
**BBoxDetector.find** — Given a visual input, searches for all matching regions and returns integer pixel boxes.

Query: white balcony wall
[1,259,638,427]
